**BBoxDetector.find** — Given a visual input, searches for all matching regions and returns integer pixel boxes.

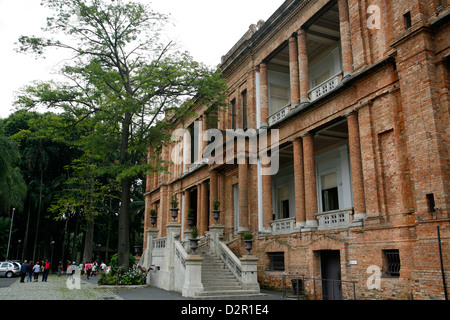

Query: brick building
[144,0,449,299]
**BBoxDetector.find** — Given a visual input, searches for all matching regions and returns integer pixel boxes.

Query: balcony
[268,103,291,126]
[271,217,296,235]
[316,208,353,231]
[309,72,343,102]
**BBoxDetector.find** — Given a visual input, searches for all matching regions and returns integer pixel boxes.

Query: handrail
[216,239,242,280]
[175,240,187,270]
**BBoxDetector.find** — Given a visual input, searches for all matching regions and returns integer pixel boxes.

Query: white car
[0,261,19,278]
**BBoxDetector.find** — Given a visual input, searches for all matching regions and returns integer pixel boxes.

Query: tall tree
[16,0,227,268]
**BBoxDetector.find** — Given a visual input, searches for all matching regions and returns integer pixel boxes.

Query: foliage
[15,0,227,268]
[191,225,198,239]
[243,232,253,241]
[109,252,136,270]
[187,208,194,218]
[98,264,145,286]
[149,209,157,217]
[170,195,179,208]
[213,200,220,210]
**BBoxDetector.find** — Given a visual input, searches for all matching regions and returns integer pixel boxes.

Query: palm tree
[25,138,56,261]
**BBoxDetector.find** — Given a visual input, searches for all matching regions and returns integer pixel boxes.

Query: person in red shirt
[42,259,51,282]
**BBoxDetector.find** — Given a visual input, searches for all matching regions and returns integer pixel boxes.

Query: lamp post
[6,208,15,261]
[51,241,55,273]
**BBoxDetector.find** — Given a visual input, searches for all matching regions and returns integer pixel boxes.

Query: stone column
[293,138,306,228]
[259,62,269,128]
[182,255,204,298]
[200,181,209,236]
[289,35,300,106]
[262,164,273,232]
[238,156,249,232]
[297,28,310,104]
[302,133,318,229]
[162,222,181,291]
[209,170,218,224]
[346,111,366,220]
[143,228,159,270]
[240,255,260,291]
[196,183,202,233]
[338,0,353,77]
[184,189,191,237]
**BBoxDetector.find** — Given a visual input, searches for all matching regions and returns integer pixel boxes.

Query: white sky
[0,0,285,119]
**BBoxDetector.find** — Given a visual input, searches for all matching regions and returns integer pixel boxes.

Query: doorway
[320,250,342,300]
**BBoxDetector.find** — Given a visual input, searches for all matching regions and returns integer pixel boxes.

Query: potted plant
[149,209,157,227]
[212,200,221,223]
[189,226,199,254]
[243,232,254,255]
[170,195,179,221]
[187,208,195,228]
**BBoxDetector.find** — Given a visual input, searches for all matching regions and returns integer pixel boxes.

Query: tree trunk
[32,169,43,262]
[118,177,131,269]
[22,197,31,261]
[82,214,94,263]
[117,113,132,269]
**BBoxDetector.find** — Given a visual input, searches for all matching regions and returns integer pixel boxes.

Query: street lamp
[51,241,55,272]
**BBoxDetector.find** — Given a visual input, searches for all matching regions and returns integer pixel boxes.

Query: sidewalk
[0,274,122,300]
[0,274,285,300]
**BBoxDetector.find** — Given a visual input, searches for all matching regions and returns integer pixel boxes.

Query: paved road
[0,274,285,300]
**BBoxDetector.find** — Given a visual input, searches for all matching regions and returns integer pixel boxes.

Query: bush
[98,265,146,286]
[97,253,145,286]
[109,253,136,270]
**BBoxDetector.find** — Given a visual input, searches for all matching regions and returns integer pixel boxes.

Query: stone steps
[194,245,265,299]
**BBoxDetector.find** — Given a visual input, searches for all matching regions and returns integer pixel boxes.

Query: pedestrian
[27,261,34,282]
[20,260,30,283]
[85,262,91,279]
[100,261,106,273]
[58,261,63,276]
[33,262,40,282]
[42,259,50,282]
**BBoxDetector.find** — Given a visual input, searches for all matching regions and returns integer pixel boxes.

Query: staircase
[194,245,264,299]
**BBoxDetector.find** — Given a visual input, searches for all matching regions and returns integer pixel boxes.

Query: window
[426,194,436,213]
[404,12,412,29]
[268,252,285,271]
[231,99,236,130]
[321,173,339,212]
[241,90,248,129]
[279,186,290,219]
[189,124,198,164]
[383,249,401,277]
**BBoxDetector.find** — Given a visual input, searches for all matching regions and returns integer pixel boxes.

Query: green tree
[0,135,26,212]
[16,0,227,268]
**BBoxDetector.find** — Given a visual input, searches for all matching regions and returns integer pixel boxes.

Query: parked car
[8,261,21,276]
[0,261,18,278]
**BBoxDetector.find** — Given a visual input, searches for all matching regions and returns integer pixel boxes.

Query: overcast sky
[0,0,285,119]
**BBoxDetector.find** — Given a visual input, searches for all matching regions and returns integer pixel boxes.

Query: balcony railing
[267,103,291,126]
[271,217,296,235]
[309,72,342,102]
[316,208,353,231]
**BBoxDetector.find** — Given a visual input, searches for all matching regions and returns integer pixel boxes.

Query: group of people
[65,261,108,279]
[19,259,51,283]
[18,259,109,283]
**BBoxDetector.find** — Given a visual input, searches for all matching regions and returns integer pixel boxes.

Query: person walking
[20,260,30,283]
[58,261,63,276]
[42,259,50,282]
[27,261,34,282]
[33,262,40,282]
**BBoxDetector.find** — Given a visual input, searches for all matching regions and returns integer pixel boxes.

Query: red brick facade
[144,0,450,300]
